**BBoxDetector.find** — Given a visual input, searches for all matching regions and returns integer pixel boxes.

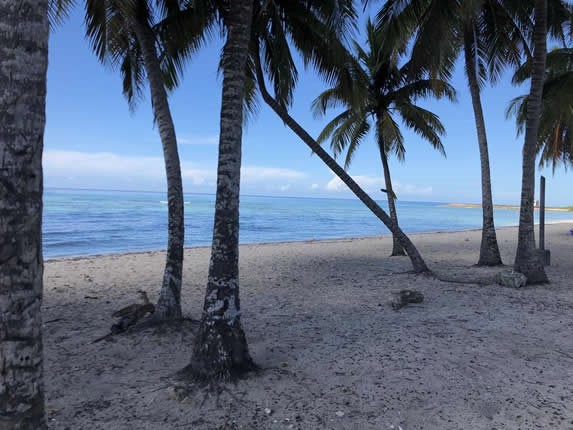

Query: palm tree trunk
[463,27,503,266]
[378,143,406,256]
[188,0,255,381]
[254,53,429,273]
[0,1,49,427]
[514,0,548,284]
[132,19,184,319]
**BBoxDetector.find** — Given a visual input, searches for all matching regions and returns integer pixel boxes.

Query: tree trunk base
[155,268,183,321]
[478,229,503,266]
[477,245,503,266]
[476,257,503,267]
[187,318,256,383]
[514,250,549,285]
[151,306,182,322]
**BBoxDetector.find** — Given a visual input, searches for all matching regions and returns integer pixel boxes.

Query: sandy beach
[43,222,573,429]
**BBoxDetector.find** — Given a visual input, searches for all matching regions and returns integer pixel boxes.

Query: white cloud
[44,150,307,191]
[394,181,433,196]
[178,135,219,145]
[325,174,432,196]
[326,175,384,192]
[44,150,165,176]
[44,150,212,185]
[311,183,320,190]
[241,166,306,182]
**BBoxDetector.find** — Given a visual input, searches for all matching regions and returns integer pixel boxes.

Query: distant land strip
[446,203,573,212]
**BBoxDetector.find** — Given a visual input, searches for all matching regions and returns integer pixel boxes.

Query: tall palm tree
[507,47,573,171]
[514,0,550,283]
[0,0,49,427]
[84,0,213,320]
[246,0,431,272]
[185,0,429,381]
[376,0,571,267]
[313,21,455,256]
[376,0,525,266]
[187,0,256,381]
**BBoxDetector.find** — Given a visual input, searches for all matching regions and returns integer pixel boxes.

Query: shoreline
[44,219,573,262]
[446,202,573,212]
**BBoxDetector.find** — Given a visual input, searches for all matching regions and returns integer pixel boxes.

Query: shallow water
[43,188,573,258]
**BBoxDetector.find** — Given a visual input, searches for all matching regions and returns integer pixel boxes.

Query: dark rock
[391,290,424,310]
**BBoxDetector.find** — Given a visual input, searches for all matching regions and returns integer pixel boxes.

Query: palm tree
[165,1,427,274]
[185,0,429,381]
[376,0,572,267]
[507,47,573,171]
[0,0,49,427]
[375,0,526,266]
[514,0,550,283]
[245,0,431,272]
[84,0,213,320]
[187,0,256,381]
[254,55,430,273]
[312,21,455,256]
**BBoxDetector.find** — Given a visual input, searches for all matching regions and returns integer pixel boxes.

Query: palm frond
[327,110,369,160]
[49,0,76,28]
[154,0,217,91]
[316,109,354,146]
[378,112,405,160]
[390,78,457,103]
[343,117,371,169]
[395,103,446,157]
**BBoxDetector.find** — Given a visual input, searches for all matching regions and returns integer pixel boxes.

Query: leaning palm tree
[507,47,573,172]
[84,0,213,320]
[255,58,430,273]
[514,0,550,283]
[313,21,455,256]
[0,0,49,427]
[247,0,431,272]
[168,0,428,274]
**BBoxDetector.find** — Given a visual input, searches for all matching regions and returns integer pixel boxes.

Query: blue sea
[43,188,573,259]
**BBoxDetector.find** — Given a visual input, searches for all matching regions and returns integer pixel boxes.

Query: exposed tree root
[90,316,197,344]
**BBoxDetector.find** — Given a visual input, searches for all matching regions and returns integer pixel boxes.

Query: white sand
[43,222,573,429]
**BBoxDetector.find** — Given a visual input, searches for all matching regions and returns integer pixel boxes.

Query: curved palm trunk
[463,27,503,266]
[254,55,429,273]
[514,0,548,284]
[378,144,406,256]
[0,1,49,427]
[133,20,184,319]
[188,0,255,381]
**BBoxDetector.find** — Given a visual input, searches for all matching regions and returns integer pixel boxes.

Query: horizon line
[44,186,450,205]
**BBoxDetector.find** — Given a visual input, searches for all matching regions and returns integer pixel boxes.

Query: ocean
[43,188,573,259]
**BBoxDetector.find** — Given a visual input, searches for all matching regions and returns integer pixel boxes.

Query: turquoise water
[43,188,573,259]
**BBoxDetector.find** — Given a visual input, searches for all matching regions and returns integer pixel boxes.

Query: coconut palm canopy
[311,19,455,256]
[312,20,455,169]
[84,0,215,108]
[507,47,573,171]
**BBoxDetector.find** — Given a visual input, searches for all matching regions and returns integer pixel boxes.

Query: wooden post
[539,175,545,250]
[537,175,550,265]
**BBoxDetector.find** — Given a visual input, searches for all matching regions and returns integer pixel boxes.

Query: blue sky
[45,4,571,206]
